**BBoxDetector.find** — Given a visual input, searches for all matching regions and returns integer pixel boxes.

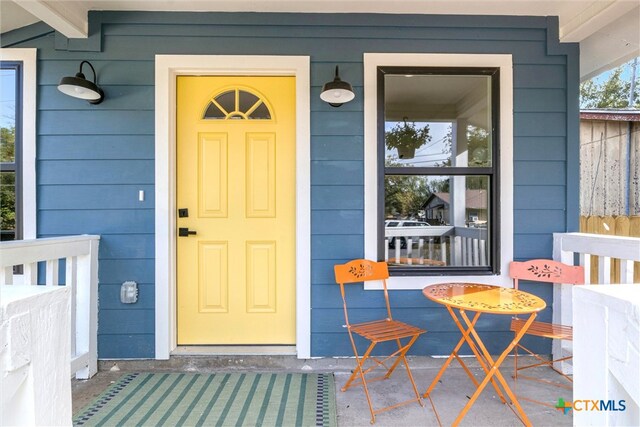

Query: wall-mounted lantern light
[57,60,104,104]
[320,66,355,107]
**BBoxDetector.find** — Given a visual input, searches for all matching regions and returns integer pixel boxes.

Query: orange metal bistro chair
[334,259,432,424]
[510,259,585,405]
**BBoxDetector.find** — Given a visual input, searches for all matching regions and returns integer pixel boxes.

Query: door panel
[198,241,228,313]
[245,133,276,218]
[198,133,228,217]
[176,76,296,344]
[246,241,277,313]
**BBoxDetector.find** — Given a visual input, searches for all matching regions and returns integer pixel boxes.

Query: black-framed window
[377,67,500,275]
[1,61,23,242]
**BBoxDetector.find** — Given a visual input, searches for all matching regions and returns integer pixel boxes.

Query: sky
[591,57,638,85]
[0,68,16,129]
[385,121,451,167]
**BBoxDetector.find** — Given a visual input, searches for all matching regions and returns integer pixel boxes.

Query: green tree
[580,65,639,109]
[0,126,15,162]
[384,157,431,218]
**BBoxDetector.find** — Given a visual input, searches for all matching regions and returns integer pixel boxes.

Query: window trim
[363,53,513,290]
[0,48,36,241]
[377,66,500,276]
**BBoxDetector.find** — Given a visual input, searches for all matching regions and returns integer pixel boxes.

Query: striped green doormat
[73,372,336,427]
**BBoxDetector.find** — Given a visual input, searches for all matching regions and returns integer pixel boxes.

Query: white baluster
[479,239,486,266]
[23,262,38,285]
[579,253,591,285]
[46,259,59,286]
[472,238,479,266]
[1,266,13,285]
[620,259,634,284]
[598,256,611,284]
[66,256,78,358]
[384,238,389,262]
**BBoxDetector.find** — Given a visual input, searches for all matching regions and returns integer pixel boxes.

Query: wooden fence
[580,120,639,216]
[580,215,640,283]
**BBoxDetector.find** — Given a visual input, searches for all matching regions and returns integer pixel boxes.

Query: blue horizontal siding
[312,259,353,284]
[4,10,577,358]
[513,65,566,89]
[98,234,155,259]
[312,235,363,260]
[311,136,363,161]
[515,161,566,185]
[38,110,154,135]
[39,185,154,209]
[98,334,155,359]
[103,23,547,43]
[514,210,566,233]
[513,89,566,113]
[39,136,153,160]
[514,136,567,161]
[39,160,154,184]
[311,186,364,210]
[310,111,364,136]
[99,309,154,334]
[311,161,363,185]
[514,234,553,259]
[514,113,567,137]
[514,186,566,210]
[312,210,363,235]
[39,209,153,234]
[99,259,155,283]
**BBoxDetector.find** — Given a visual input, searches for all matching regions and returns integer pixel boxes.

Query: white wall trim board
[0,48,37,241]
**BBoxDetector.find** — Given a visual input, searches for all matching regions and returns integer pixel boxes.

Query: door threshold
[172,345,296,356]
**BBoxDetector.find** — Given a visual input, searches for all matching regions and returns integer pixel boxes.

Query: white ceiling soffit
[578,5,640,81]
[4,0,640,79]
[7,0,88,38]
[0,1,39,33]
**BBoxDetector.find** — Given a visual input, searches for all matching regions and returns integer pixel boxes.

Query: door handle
[179,227,197,237]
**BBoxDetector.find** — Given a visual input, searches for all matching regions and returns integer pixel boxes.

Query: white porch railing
[552,232,640,372]
[0,235,100,379]
[385,226,488,266]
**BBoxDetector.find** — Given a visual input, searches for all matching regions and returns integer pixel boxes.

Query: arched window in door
[203,88,272,120]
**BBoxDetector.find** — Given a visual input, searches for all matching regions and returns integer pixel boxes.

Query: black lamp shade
[320,66,355,107]
[58,61,104,104]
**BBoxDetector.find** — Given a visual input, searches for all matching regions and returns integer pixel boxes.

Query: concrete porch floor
[72,356,572,426]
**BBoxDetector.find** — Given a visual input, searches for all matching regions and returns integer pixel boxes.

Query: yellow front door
[176,76,296,344]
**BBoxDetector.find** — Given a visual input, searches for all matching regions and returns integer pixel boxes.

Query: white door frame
[154,55,311,359]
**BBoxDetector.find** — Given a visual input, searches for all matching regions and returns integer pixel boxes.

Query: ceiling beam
[12,0,88,38]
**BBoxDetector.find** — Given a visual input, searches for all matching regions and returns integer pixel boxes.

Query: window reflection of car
[467,220,488,228]
[385,220,431,248]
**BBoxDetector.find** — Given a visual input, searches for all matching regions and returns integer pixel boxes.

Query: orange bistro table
[422,283,546,426]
